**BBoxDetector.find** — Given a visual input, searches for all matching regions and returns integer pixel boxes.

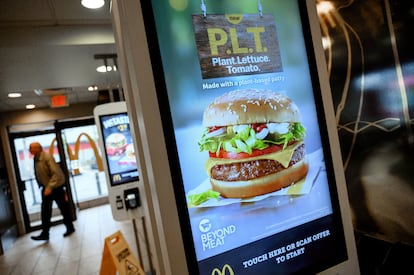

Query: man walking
[29,141,75,241]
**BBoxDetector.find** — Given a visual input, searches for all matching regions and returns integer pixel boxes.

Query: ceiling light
[81,0,105,9]
[88,85,99,91]
[8,92,22,98]
[26,104,36,109]
[94,53,118,73]
[97,65,112,73]
[317,1,334,15]
[96,65,117,73]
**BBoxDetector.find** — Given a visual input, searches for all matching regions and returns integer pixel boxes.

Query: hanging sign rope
[201,0,207,17]
[199,0,264,17]
[258,0,263,17]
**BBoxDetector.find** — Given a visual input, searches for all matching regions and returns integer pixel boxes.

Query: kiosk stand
[110,0,360,274]
[94,101,154,274]
[94,101,141,221]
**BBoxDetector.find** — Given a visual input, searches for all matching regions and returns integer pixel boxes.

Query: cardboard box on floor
[100,230,145,275]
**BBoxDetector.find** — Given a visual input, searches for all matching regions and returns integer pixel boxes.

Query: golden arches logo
[72,132,103,173]
[211,264,234,275]
[49,133,103,175]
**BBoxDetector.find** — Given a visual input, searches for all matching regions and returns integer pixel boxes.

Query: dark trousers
[41,185,74,235]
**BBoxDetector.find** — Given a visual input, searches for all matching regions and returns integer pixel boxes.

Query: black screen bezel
[98,112,139,187]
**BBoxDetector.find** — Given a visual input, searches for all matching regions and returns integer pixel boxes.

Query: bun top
[106,133,126,143]
[203,89,301,127]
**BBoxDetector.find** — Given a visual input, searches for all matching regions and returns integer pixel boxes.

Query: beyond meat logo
[199,218,236,251]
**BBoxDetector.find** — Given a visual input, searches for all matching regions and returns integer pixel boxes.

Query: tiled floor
[0,204,140,275]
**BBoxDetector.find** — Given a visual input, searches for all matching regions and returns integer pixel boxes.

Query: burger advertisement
[196,89,308,200]
[148,0,348,274]
[100,113,139,186]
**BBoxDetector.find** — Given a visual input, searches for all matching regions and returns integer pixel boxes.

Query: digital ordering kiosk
[94,101,141,221]
[110,0,360,274]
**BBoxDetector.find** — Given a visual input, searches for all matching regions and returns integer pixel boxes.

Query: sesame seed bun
[202,89,301,127]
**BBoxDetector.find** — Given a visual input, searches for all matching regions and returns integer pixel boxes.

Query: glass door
[59,120,108,207]
[9,118,108,232]
[10,130,72,231]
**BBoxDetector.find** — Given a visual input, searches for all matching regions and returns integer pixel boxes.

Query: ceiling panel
[0,0,54,23]
[0,0,112,25]
[0,0,119,113]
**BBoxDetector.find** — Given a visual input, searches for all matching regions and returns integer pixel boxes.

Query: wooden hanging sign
[100,230,145,275]
[192,14,283,79]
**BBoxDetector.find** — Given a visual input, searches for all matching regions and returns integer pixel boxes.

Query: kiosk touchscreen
[94,101,140,221]
[111,0,359,273]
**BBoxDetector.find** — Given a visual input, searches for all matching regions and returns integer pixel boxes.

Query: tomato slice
[251,123,267,133]
[208,126,222,133]
[209,144,283,159]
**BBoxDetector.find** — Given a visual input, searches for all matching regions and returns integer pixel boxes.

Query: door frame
[8,127,76,233]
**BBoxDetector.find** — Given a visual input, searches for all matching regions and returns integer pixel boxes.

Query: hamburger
[105,133,127,156]
[198,89,308,198]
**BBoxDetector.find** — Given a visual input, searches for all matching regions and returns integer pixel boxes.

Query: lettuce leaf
[198,123,306,156]
[187,190,220,207]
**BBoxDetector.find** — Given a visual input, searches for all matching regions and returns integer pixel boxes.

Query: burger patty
[210,144,306,182]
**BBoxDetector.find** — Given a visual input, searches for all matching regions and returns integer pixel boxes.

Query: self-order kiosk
[94,101,141,221]
[110,0,360,274]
